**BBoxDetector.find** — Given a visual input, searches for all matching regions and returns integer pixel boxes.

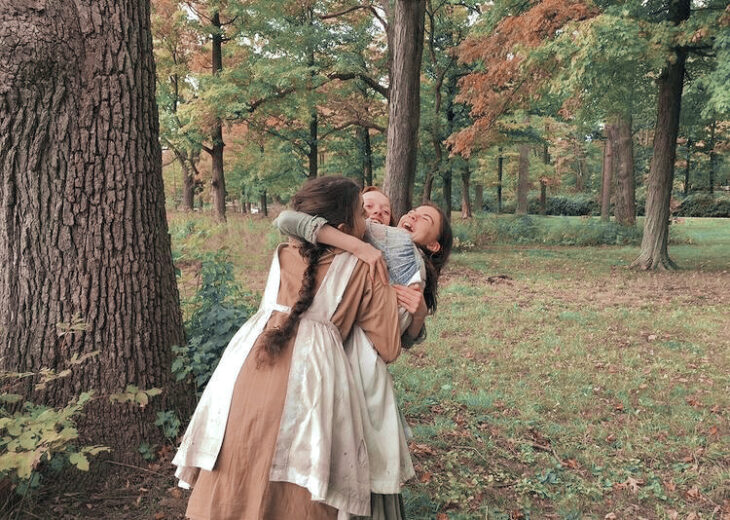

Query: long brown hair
[417,203,452,313]
[259,176,361,360]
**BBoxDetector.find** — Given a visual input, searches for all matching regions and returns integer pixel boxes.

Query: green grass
[171,212,730,519]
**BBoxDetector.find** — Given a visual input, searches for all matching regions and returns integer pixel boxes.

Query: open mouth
[402,221,413,232]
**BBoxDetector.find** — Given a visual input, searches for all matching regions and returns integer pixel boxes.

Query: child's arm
[275,210,388,284]
[393,284,428,342]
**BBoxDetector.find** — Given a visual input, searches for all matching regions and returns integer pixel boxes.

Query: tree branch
[320,5,369,20]
[327,72,389,99]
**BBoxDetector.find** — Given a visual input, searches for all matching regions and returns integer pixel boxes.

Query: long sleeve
[332,261,401,363]
[273,210,327,245]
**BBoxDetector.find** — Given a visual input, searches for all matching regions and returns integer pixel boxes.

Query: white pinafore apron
[173,247,372,516]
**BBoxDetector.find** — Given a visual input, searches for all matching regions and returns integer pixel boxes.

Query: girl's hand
[393,284,427,318]
[354,242,388,285]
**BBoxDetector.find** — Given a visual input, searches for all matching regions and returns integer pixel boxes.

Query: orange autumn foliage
[449,0,598,156]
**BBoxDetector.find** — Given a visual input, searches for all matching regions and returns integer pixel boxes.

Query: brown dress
[186,246,401,520]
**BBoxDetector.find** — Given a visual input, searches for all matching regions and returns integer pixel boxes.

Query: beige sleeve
[332,261,402,363]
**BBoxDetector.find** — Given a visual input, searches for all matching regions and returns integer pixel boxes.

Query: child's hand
[393,284,427,318]
[354,242,388,285]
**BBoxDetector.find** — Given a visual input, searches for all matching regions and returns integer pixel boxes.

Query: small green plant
[155,410,181,441]
[173,252,256,393]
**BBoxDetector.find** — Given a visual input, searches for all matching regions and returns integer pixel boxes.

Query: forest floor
[11,212,730,520]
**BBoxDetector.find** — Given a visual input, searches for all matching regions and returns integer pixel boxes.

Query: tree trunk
[422,172,435,203]
[461,165,472,219]
[601,123,617,221]
[708,120,716,194]
[209,11,226,222]
[497,147,504,213]
[540,142,549,215]
[358,126,373,186]
[684,137,691,195]
[0,0,188,464]
[574,141,585,192]
[383,0,425,221]
[474,184,483,213]
[516,145,530,215]
[632,0,690,270]
[182,160,195,211]
[614,114,636,226]
[260,191,268,217]
[308,111,318,179]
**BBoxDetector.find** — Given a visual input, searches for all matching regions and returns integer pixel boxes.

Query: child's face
[362,190,392,226]
[397,205,442,253]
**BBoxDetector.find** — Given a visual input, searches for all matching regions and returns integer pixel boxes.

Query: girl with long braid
[173,177,402,519]
[275,191,453,520]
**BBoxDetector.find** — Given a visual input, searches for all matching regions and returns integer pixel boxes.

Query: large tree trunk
[383,0,425,221]
[461,165,472,219]
[601,123,617,221]
[209,11,226,222]
[516,145,530,215]
[632,0,690,270]
[497,147,504,213]
[0,0,188,464]
[614,114,636,226]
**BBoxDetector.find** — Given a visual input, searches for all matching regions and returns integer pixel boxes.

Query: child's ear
[336,223,349,233]
[425,241,441,254]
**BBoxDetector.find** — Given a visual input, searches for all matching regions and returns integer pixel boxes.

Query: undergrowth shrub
[676,193,730,217]
[173,252,256,394]
[452,215,645,247]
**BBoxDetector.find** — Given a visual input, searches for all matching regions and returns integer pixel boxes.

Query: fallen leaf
[666,509,679,520]
[154,513,165,520]
[686,485,702,501]
[605,514,617,519]
[420,472,432,483]
[563,459,580,470]
[437,514,449,520]
[709,426,719,437]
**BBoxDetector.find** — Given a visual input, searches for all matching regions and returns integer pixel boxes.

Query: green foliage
[0,390,109,494]
[154,410,181,441]
[676,193,730,218]
[453,214,644,247]
[173,252,255,393]
[109,385,163,408]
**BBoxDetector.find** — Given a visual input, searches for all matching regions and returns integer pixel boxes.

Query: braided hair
[258,176,362,361]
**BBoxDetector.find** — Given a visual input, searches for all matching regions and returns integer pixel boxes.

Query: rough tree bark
[208,11,227,222]
[461,164,472,219]
[0,0,189,464]
[614,114,636,226]
[516,145,530,215]
[631,0,690,270]
[383,0,425,221]
[601,123,617,221]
